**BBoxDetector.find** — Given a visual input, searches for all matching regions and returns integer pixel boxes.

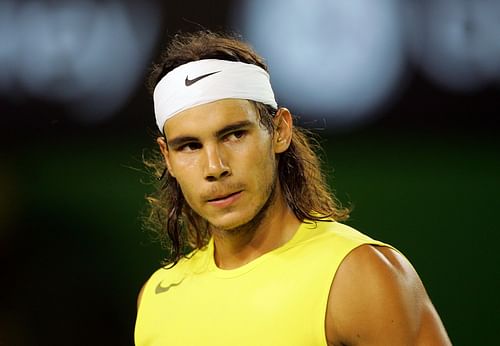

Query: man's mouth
[208,191,240,202]
[207,191,243,207]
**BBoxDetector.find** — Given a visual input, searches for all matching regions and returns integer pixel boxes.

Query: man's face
[161,99,279,231]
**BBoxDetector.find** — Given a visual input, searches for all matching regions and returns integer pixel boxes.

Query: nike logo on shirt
[184,71,221,86]
[155,278,185,294]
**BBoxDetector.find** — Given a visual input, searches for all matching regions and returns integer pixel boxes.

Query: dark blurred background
[1,0,499,345]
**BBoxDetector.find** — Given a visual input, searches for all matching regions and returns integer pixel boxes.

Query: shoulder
[302,220,380,245]
[136,247,210,309]
[326,244,451,345]
[297,221,389,261]
[136,264,184,310]
[137,280,148,310]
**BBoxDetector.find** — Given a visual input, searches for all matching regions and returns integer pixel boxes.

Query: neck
[211,185,301,270]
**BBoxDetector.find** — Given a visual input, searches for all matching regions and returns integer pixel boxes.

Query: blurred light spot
[232,0,405,129]
[406,0,500,91]
[0,0,17,94]
[0,0,162,123]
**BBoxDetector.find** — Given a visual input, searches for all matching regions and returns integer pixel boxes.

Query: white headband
[153,59,278,132]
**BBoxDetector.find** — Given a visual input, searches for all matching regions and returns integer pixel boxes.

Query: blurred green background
[2,127,498,345]
[1,1,500,345]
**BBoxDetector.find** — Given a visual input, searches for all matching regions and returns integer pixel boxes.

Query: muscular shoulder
[326,245,451,346]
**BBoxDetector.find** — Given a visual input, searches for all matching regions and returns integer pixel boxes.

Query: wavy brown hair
[143,31,350,266]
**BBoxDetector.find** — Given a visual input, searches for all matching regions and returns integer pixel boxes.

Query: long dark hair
[143,31,350,266]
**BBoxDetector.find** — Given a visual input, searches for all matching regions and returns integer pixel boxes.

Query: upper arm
[326,245,451,346]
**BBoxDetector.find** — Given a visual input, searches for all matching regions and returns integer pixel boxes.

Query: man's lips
[207,191,240,202]
[206,191,243,207]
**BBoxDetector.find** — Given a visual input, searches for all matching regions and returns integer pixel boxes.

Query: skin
[158,99,300,269]
[326,245,452,345]
[143,98,451,345]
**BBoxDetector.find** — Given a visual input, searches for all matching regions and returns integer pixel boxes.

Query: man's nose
[204,144,231,182]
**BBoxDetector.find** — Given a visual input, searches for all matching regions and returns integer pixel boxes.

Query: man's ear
[273,107,293,154]
[157,137,175,178]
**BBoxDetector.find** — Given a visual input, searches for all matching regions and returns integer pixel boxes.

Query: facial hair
[209,169,278,239]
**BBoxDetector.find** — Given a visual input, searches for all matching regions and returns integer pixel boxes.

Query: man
[135,31,451,345]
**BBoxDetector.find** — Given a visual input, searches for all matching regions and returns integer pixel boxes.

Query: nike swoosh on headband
[155,278,185,294]
[184,71,221,86]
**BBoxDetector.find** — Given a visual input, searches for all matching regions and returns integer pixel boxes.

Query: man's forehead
[163,99,259,137]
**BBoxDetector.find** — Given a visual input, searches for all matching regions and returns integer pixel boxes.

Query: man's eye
[226,130,246,141]
[178,143,202,152]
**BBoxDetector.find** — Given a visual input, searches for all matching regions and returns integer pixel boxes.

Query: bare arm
[326,245,451,346]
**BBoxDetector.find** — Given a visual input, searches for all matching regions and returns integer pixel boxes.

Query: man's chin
[208,215,250,232]
[208,208,269,237]
[206,208,259,231]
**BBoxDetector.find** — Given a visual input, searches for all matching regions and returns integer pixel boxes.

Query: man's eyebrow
[166,136,199,149]
[215,120,253,138]
[166,120,254,148]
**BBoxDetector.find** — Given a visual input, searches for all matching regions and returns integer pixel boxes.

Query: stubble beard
[209,169,278,239]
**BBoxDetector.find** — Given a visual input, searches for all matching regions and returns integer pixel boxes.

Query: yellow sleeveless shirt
[135,221,389,345]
